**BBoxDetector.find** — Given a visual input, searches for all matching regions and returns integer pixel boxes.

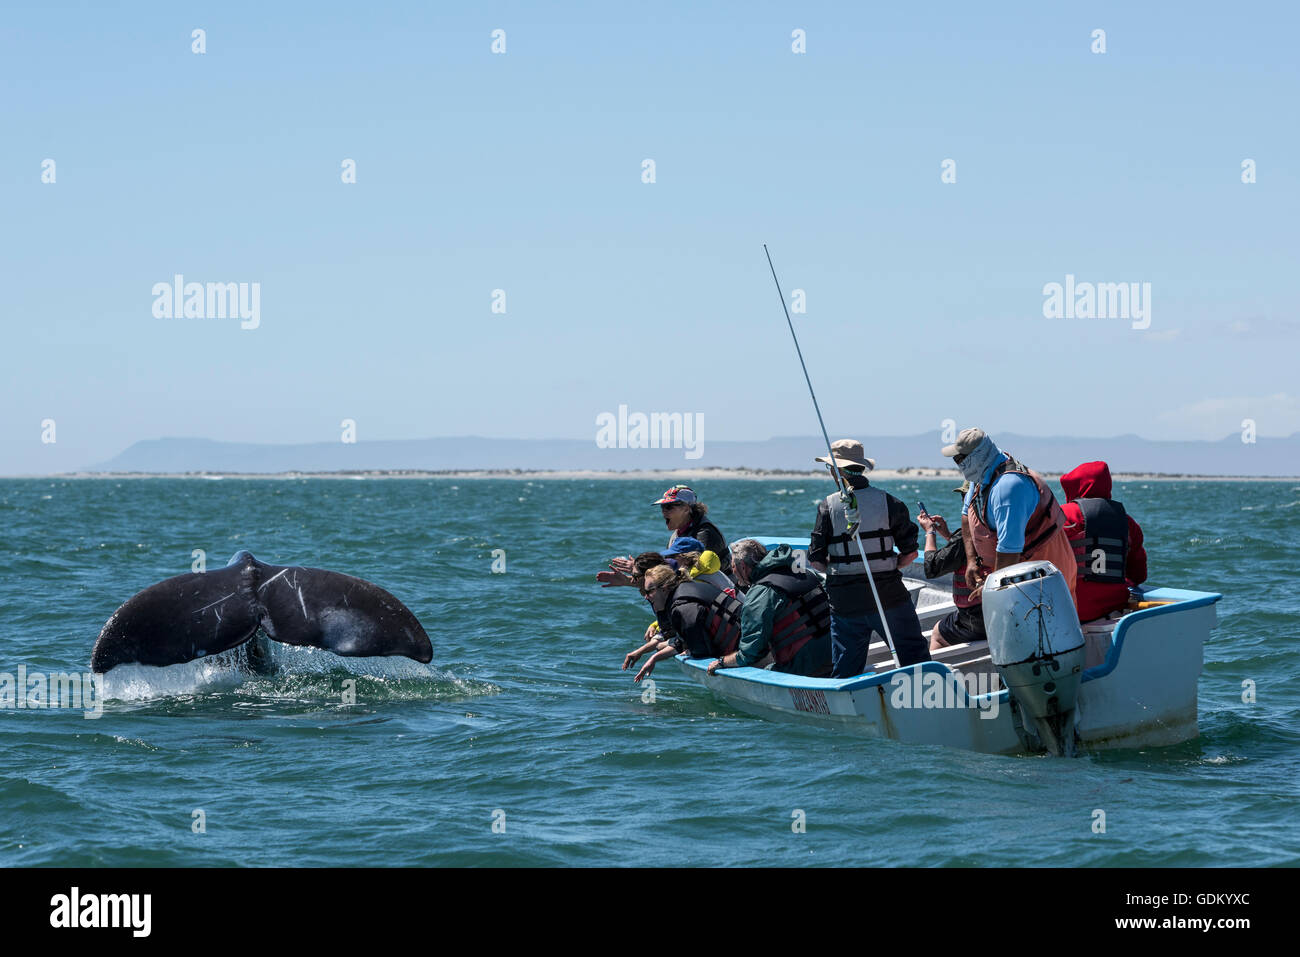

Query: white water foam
[97,642,449,703]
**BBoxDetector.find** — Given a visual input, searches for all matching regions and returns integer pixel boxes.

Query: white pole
[762,245,899,669]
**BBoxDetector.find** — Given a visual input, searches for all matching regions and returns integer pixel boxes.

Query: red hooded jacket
[1060,461,1147,622]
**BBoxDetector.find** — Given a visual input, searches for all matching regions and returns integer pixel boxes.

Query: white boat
[676,536,1221,756]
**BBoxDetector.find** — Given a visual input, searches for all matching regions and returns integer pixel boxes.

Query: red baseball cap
[651,485,698,506]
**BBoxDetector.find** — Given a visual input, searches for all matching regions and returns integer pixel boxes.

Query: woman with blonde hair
[621,563,742,682]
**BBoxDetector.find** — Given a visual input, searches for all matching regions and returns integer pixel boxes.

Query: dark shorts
[936,605,986,646]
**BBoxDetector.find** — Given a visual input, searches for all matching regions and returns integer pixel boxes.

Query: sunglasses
[953,453,967,465]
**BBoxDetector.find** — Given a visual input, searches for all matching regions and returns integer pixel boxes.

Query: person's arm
[622,637,662,671]
[925,533,966,579]
[597,555,639,586]
[808,501,830,573]
[1126,516,1148,586]
[888,495,920,570]
[634,645,679,682]
[919,509,941,559]
[963,510,983,584]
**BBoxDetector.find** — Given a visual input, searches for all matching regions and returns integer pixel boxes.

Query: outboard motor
[982,561,1085,756]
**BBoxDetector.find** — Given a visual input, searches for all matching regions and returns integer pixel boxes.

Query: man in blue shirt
[943,428,1077,605]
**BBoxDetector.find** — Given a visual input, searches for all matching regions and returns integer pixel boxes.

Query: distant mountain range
[85,433,1300,476]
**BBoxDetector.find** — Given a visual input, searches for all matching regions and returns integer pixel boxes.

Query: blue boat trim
[682,585,1221,695]
[1081,586,1222,681]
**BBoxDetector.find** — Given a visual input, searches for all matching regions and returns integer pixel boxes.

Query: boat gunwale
[680,538,1221,699]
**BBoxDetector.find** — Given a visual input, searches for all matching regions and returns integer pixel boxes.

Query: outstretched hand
[622,649,642,671]
[634,658,656,683]
[596,570,633,587]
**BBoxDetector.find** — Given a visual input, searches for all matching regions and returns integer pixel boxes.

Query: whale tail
[91,550,432,673]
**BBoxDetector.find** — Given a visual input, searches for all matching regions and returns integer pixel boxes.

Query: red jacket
[1060,461,1147,622]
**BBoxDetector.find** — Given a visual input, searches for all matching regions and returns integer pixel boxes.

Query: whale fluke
[91,550,432,673]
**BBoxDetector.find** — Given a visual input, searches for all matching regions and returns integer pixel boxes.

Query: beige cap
[815,438,875,471]
[941,427,987,458]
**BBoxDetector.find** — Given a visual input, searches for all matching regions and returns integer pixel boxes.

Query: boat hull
[677,585,1218,756]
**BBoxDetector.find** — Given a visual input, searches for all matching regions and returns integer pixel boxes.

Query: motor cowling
[982,561,1085,756]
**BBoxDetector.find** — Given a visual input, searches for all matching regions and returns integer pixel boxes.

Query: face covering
[958,436,999,485]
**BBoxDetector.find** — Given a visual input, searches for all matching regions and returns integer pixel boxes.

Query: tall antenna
[762,244,898,668]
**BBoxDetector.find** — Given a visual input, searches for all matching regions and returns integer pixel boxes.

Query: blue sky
[3,1,1297,472]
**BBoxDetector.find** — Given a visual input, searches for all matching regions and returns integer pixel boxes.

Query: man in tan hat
[808,439,930,675]
[942,428,1077,607]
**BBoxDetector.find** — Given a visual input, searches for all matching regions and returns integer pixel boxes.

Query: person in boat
[661,537,736,595]
[807,439,931,675]
[942,428,1078,608]
[652,485,733,576]
[1059,460,1148,622]
[622,543,738,671]
[706,539,832,678]
[918,481,986,650]
[626,564,742,681]
[596,484,732,587]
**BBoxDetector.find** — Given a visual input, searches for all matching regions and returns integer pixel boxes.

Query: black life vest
[670,580,742,657]
[674,519,732,575]
[1072,498,1129,584]
[753,570,832,666]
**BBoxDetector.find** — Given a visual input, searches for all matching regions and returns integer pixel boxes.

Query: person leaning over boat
[596,484,732,587]
[622,545,735,671]
[807,439,931,675]
[943,428,1077,608]
[1059,460,1147,622]
[918,481,987,650]
[706,539,832,678]
[629,564,743,682]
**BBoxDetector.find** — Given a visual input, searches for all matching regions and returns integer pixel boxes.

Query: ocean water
[1,476,1297,867]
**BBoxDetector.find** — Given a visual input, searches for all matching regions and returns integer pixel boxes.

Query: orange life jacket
[968,457,1078,608]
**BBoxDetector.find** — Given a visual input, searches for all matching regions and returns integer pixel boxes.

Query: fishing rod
[762,244,899,669]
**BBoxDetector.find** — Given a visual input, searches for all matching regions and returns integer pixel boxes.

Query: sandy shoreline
[13,468,1300,482]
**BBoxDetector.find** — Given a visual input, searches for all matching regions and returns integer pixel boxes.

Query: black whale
[91,550,432,673]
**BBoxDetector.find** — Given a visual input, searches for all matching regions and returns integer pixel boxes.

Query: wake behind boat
[676,535,1221,756]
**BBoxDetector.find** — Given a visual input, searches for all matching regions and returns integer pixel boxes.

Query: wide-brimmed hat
[815,438,875,471]
[941,427,987,458]
[651,485,697,506]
